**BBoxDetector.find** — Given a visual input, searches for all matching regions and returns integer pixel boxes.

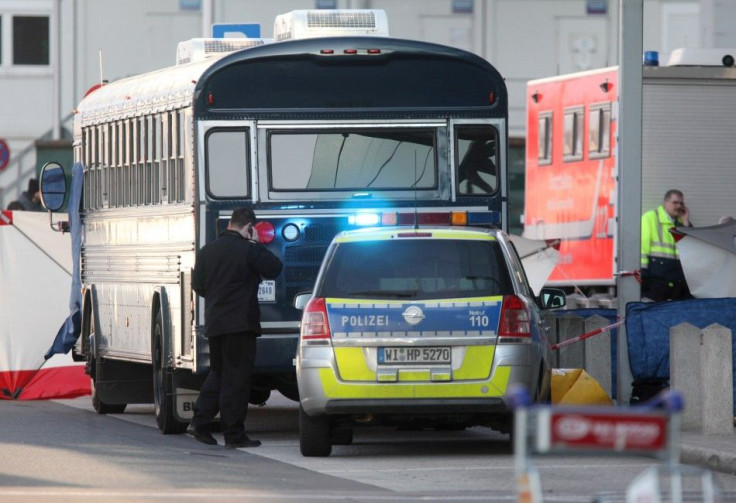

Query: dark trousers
[191,332,257,443]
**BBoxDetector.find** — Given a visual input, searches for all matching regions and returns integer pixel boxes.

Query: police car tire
[299,405,332,457]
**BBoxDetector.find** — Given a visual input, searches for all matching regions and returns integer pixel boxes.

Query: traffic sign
[0,139,10,172]
[212,23,261,39]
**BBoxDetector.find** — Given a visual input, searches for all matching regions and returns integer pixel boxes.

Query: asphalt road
[2,394,736,502]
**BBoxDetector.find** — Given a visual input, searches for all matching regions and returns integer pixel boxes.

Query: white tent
[676,221,736,299]
[0,210,89,400]
[508,235,559,296]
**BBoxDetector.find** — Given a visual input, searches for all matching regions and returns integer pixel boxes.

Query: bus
[49,9,509,433]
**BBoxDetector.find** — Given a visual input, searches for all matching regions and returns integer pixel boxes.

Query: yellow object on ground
[551,368,613,405]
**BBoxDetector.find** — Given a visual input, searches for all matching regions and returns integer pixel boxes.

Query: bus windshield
[269,128,437,191]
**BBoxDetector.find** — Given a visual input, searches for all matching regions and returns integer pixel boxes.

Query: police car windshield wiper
[348,290,417,299]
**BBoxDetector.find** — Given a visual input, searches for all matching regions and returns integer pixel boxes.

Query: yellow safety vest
[640,205,682,269]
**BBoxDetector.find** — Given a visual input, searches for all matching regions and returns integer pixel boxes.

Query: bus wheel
[90,365,126,414]
[299,405,332,457]
[152,311,187,434]
[87,305,125,414]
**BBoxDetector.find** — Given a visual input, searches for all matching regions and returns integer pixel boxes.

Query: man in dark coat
[18,178,44,211]
[188,207,283,448]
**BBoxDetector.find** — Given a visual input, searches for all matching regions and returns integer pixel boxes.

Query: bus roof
[75,35,506,126]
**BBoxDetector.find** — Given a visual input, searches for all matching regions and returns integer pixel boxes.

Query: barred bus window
[110,123,117,207]
[162,112,170,204]
[137,117,145,206]
[177,111,186,202]
[167,112,176,203]
[152,115,161,205]
[144,116,152,205]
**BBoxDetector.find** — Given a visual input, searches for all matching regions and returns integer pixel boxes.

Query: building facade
[1,0,728,225]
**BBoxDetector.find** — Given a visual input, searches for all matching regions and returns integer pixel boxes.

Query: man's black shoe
[225,437,261,449]
[187,426,217,446]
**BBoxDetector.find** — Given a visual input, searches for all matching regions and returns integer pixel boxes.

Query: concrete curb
[681,442,736,475]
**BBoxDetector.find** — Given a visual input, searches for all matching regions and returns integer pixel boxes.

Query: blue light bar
[348,213,380,226]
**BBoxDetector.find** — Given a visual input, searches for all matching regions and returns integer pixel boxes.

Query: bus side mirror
[39,162,70,232]
[538,287,566,309]
[40,162,67,212]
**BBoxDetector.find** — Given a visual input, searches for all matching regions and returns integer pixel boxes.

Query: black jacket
[192,230,283,337]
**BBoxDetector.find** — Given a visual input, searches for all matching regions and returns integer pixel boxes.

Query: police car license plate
[378,347,451,365]
[258,280,275,302]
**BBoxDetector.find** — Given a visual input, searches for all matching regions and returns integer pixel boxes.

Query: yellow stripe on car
[317,365,511,399]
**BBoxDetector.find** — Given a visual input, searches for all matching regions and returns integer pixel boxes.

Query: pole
[616,0,643,406]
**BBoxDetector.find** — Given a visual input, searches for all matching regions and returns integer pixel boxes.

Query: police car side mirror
[538,287,566,309]
[293,292,313,310]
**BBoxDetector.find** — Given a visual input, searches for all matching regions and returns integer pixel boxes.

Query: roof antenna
[98,50,105,86]
[413,151,419,230]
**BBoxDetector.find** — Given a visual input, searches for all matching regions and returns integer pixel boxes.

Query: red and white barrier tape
[550,318,625,351]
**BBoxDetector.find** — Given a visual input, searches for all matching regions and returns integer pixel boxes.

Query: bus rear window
[269,129,437,191]
[206,129,250,198]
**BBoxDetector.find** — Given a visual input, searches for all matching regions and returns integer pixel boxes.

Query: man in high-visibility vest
[640,189,692,301]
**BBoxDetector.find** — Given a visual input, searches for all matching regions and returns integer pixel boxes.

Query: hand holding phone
[248,223,259,243]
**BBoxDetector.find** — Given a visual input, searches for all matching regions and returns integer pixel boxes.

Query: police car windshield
[319,238,514,301]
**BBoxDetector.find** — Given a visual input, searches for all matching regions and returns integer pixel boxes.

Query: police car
[294,226,565,456]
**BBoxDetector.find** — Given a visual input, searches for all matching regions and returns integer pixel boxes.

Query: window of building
[563,107,584,162]
[589,103,611,159]
[12,16,49,65]
[537,112,552,165]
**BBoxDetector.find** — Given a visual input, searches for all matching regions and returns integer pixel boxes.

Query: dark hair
[664,189,683,201]
[27,178,39,194]
[6,200,25,211]
[230,207,256,228]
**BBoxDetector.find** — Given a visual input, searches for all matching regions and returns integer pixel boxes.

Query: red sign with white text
[550,412,668,452]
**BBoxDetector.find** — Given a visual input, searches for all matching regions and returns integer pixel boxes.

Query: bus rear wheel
[90,367,126,414]
[87,304,125,414]
[152,311,188,434]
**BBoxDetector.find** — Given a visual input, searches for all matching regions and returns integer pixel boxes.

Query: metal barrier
[508,385,721,502]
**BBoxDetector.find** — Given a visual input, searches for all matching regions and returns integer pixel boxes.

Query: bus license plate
[378,347,451,365]
[258,280,276,302]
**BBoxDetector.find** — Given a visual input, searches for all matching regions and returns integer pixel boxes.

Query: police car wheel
[299,405,332,457]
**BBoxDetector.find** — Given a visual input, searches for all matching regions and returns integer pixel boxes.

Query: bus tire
[152,311,188,434]
[87,304,126,414]
[90,368,126,414]
[299,405,332,457]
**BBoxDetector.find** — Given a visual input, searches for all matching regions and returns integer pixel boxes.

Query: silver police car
[295,226,565,456]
